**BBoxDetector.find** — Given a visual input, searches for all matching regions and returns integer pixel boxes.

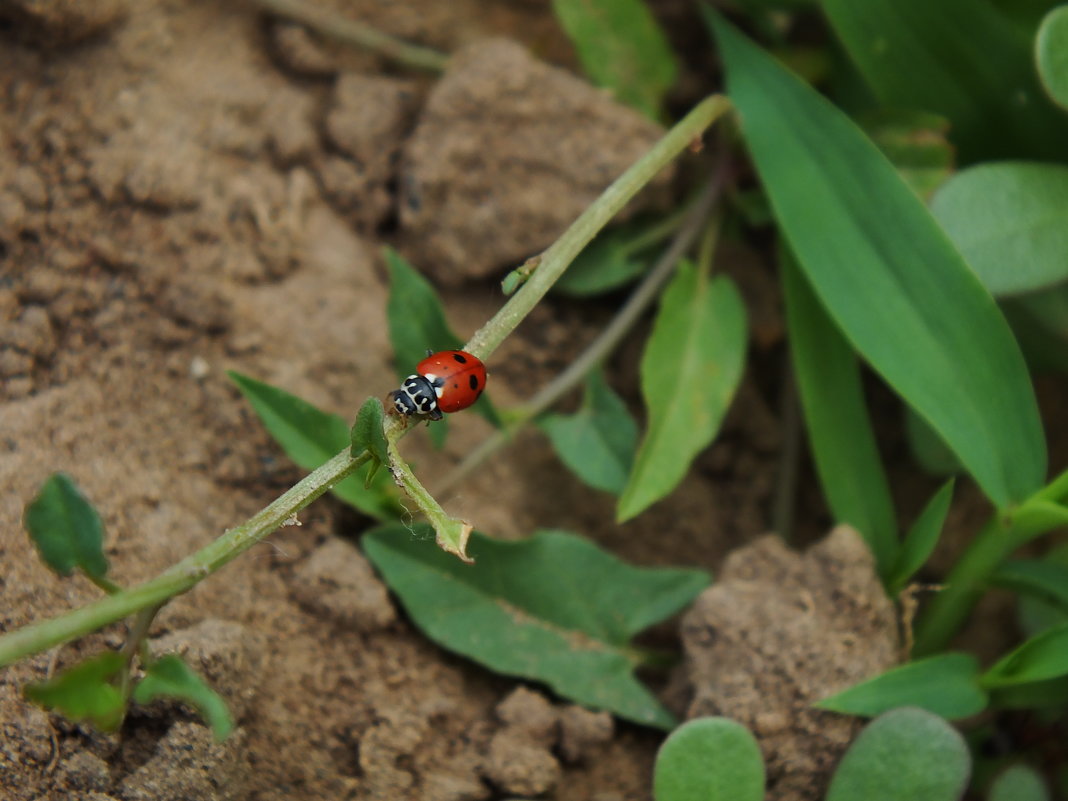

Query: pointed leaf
[1016,543,1068,636]
[551,0,679,119]
[228,371,399,520]
[781,252,896,571]
[820,0,1068,162]
[653,717,765,801]
[134,655,234,741]
[24,652,126,732]
[709,13,1046,510]
[816,653,987,720]
[24,472,110,581]
[989,764,1051,801]
[350,397,389,464]
[1036,6,1068,111]
[991,558,1068,613]
[982,621,1068,688]
[538,369,638,494]
[886,480,955,595]
[362,524,710,728]
[825,708,971,801]
[931,163,1068,296]
[618,264,747,521]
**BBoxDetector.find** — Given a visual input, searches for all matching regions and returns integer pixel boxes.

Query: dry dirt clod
[558,705,614,764]
[290,538,397,632]
[399,37,677,284]
[482,728,562,797]
[680,525,900,801]
[117,722,249,801]
[494,686,558,745]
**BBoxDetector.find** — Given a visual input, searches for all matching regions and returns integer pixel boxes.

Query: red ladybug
[390,350,487,421]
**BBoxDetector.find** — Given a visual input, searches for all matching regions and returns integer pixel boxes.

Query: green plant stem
[912,495,1068,656]
[0,450,367,667]
[464,95,732,364]
[434,175,724,498]
[249,0,449,72]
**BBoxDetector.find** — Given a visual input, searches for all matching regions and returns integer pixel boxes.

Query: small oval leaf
[816,653,987,720]
[134,655,234,741]
[24,472,110,581]
[538,369,638,494]
[930,163,1068,296]
[989,764,1050,801]
[24,652,126,732]
[653,717,765,801]
[1036,6,1068,111]
[618,264,747,521]
[825,707,971,801]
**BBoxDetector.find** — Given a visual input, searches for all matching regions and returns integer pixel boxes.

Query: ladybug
[390,350,487,422]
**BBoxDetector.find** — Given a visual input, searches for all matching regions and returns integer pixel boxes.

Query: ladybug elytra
[390,350,487,421]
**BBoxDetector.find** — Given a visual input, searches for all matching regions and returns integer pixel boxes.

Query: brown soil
[0,2,1010,800]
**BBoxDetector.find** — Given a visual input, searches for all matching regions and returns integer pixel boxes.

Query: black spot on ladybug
[452,353,467,364]
[453,382,459,389]
[469,375,479,390]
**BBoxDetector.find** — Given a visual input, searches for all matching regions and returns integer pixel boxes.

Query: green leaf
[538,369,638,495]
[886,480,955,595]
[905,407,961,476]
[134,655,234,742]
[781,252,896,572]
[989,675,1068,710]
[1016,543,1068,636]
[858,109,954,199]
[617,264,747,521]
[991,559,1068,614]
[982,621,1068,688]
[551,0,679,119]
[820,0,1068,162]
[24,472,110,581]
[228,371,399,520]
[708,12,1047,510]
[816,653,987,720]
[825,707,971,801]
[555,222,658,297]
[350,397,389,465]
[1005,283,1068,373]
[930,163,1068,296]
[990,764,1051,801]
[1036,6,1068,111]
[362,524,710,728]
[24,652,126,732]
[385,246,499,438]
[653,717,765,801]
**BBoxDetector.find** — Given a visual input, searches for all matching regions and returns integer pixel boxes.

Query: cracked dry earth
[1,1,907,799]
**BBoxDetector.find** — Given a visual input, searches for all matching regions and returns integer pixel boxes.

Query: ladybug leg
[427,407,444,422]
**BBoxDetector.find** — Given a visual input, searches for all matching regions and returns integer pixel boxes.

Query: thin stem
[0,450,366,667]
[250,0,449,73]
[464,95,733,364]
[435,177,725,498]
[119,602,164,702]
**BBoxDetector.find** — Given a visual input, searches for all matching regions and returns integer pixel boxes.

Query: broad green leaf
[931,163,1068,296]
[816,653,986,720]
[886,480,955,595]
[858,109,954,199]
[385,247,499,439]
[350,397,389,465]
[362,524,710,728]
[23,473,110,581]
[538,369,638,495]
[709,13,1047,510]
[617,264,747,521]
[1036,6,1068,110]
[1017,543,1068,635]
[982,621,1068,687]
[781,252,896,572]
[825,708,971,801]
[905,407,961,476]
[989,675,1068,709]
[551,0,679,119]
[134,655,234,742]
[556,217,672,297]
[228,371,399,520]
[990,764,1051,801]
[820,0,1068,162]
[24,652,126,732]
[992,559,1068,613]
[653,717,765,801]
